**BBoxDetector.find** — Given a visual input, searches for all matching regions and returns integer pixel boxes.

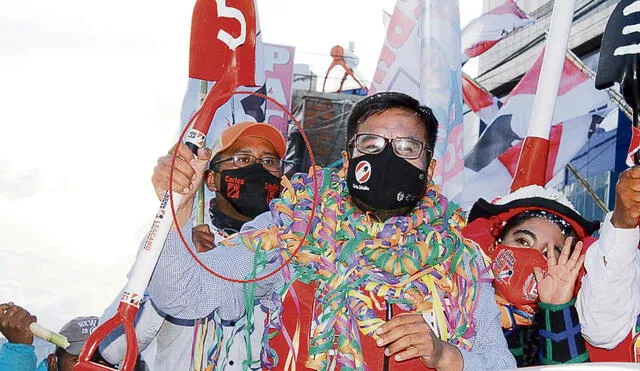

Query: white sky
[0,0,482,333]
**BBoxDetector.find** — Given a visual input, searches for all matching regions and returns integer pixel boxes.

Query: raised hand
[152,144,211,203]
[534,237,585,305]
[192,224,215,253]
[611,166,640,229]
[0,303,37,345]
[151,143,211,228]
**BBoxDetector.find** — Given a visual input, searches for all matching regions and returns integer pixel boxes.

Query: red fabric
[461,217,502,251]
[360,305,433,371]
[586,333,633,362]
[189,0,257,84]
[462,75,495,112]
[270,282,432,370]
[270,281,314,370]
[505,52,588,98]
[463,40,500,59]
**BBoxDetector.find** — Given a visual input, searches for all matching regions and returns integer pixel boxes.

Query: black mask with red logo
[346,146,427,211]
[218,164,281,218]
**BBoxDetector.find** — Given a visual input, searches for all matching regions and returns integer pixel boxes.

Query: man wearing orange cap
[191,121,286,252]
[98,122,287,371]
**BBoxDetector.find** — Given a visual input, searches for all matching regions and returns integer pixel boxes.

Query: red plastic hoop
[169,90,319,283]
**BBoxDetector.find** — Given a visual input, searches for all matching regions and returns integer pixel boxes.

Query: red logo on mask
[355,161,371,184]
[491,244,547,307]
[264,183,281,202]
[224,176,245,199]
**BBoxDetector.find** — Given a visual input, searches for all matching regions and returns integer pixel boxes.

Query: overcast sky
[0,0,482,333]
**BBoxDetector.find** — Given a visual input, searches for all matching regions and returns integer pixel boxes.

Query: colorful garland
[234,167,483,370]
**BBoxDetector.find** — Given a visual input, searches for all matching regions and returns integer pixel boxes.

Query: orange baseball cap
[217,122,287,158]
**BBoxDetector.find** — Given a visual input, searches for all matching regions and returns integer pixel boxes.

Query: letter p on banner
[189,0,257,84]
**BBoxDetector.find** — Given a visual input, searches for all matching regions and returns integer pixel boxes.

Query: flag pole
[510,0,577,192]
[565,163,609,213]
[197,80,209,226]
[192,79,210,371]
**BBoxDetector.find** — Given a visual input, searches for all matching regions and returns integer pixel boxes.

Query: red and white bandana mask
[490,244,548,307]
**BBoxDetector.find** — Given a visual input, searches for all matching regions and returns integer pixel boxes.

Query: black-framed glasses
[350,133,431,160]
[211,153,282,172]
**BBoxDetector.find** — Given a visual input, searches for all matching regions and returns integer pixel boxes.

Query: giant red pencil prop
[75,1,257,370]
[510,0,577,192]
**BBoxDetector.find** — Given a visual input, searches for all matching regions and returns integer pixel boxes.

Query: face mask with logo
[490,244,548,307]
[346,145,427,211]
[218,164,281,218]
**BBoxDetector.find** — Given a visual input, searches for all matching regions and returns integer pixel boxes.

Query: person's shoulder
[240,211,274,233]
[0,340,36,355]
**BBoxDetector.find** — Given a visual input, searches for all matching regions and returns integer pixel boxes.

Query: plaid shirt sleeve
[458,256,518,370]
[147,211,283,321]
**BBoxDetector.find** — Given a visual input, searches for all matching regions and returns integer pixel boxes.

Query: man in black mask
[148,92,515,370]
[98,121,286,371]
[343,93,437,222]
[191,121,285,252]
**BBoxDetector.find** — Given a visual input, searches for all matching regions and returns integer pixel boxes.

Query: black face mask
[346,146,427,211]
[218,164,281,218]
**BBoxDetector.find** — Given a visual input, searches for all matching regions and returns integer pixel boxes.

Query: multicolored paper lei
[236,167,483,370]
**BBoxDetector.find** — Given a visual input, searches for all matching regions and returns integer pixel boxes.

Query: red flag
[462,74,501,123]
[454,112,608,210]
[454,51,613,209]
[463,51,610,176]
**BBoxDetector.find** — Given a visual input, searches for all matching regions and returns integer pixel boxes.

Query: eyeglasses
[211,153,282,172]
[350,133,431,160]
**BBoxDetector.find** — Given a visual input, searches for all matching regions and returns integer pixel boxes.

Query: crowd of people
[1,92,639,370]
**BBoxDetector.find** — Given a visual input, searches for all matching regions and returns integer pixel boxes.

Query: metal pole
[193,79,209,371]
[634,108,640,165]
[197,80,209,227]
[511,0,578,191]
[566,163,609,213]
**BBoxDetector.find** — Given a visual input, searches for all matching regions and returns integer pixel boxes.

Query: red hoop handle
[75,302,138,371]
